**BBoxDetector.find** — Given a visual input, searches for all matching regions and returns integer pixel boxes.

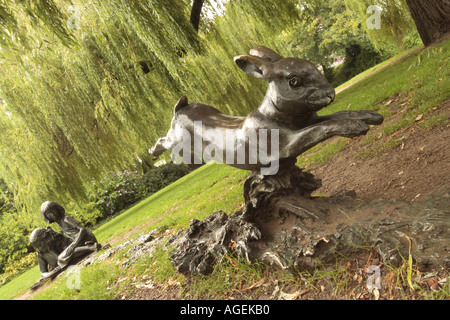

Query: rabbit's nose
[327,89,335,102]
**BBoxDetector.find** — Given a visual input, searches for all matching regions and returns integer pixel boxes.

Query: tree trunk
[190,0,205,32]
[406,0,450,46]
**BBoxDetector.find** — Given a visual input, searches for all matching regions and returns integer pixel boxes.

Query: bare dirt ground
[312,100,450,203]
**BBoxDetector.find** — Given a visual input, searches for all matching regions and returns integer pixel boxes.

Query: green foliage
[283,0,369,66]
[89,170,146,218]
[329,42,385,87]
[142,162,191,195]
[0,179,35,285]
[345,0,419,51]
[0,253,36,287]
[88,163,190,220]
[403,30,422,49]
[281,0,390,87]
[0,265,40,299]
[64,201,103,228]
[0,212,35,282]
[0,0,75,57]
[0,0,424,215]
[0,179,15,216]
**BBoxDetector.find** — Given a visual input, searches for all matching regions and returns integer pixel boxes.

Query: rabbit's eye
[288,74,302,88]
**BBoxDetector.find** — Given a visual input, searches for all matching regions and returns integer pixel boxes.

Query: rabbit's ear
[234,55,273,80]
[249,46,283,62]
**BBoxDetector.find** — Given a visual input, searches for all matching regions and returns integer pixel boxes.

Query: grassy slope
[0,163,249,299]
[94,162,249,245]
[334,46,422,94]
[324,42,449,120]
[1,39,449,300]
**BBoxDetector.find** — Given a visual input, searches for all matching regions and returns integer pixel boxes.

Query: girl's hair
[30,227,71,254]
[40,201,65,223]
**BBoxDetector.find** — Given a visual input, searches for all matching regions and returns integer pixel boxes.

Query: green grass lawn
[94,162,249,245]
[334,46,422,94]
[0,162,249,300]
[1,39,449,300]
[0,267,40,300]
[327,43,448,116]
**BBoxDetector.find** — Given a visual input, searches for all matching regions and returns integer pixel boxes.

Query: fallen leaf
[167,280,180,286]
[239,277,265,292]
[135,283,154,289]
[415,114,423,121]
[278,289,311,300]
[426,278,439,291]
[373,288,380,300]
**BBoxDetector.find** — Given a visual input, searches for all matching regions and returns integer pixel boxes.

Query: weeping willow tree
[1,1,195,216]
[0,0,301,221]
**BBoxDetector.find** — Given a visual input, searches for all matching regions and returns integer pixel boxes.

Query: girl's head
[30,227,71,254]
[41,201,65,224]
